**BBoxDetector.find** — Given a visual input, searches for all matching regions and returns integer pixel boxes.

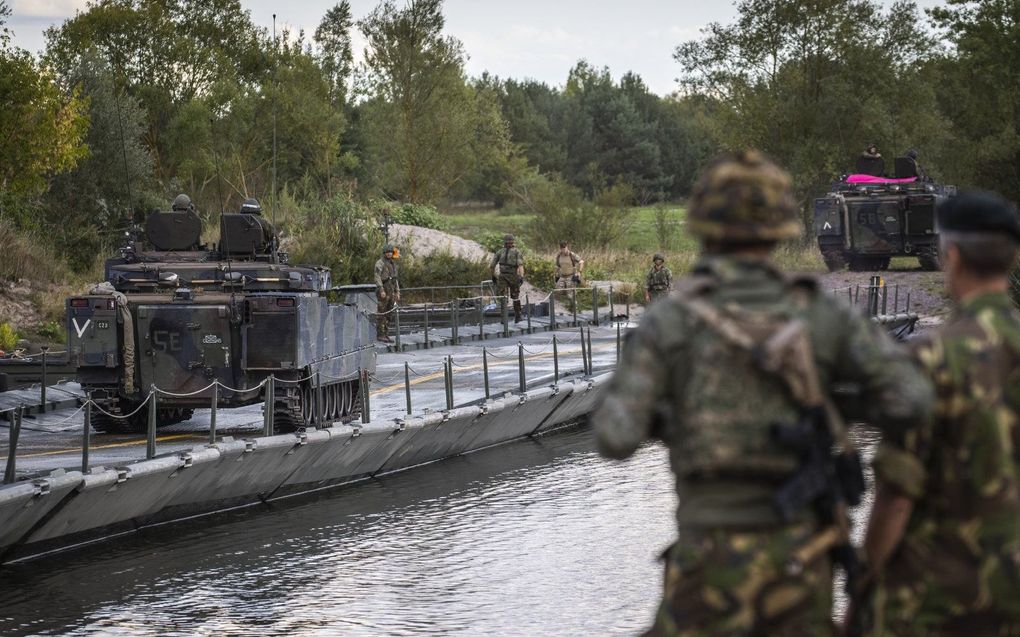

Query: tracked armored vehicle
[815,155,955,272]
[66,197,377,433]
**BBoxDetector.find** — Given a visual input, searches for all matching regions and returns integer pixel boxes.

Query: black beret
[938,191,1020,242]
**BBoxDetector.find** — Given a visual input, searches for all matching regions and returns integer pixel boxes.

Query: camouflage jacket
[374,258,399,293]
[646,266,672,291]
[593,256,933,529]
[872,292,1020,621]
[491,247,524,273]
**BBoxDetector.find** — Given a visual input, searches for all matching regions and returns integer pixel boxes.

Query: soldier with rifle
[849,192,1020,637]
[591,151,933,636]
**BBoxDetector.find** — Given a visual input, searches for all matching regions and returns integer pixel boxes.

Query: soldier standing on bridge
[490,234,525,323]
[554,241,584,289]
[645,254,672,303]
[854,192,1020,637]
[375,244,400,343]
[592,150,932,636]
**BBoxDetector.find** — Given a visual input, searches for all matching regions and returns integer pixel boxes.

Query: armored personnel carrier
[815,154,955,272]
[66,196,377,433]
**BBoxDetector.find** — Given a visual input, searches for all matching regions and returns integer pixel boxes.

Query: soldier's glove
[572,274,581,285]
[491,275,498,284]
[518,276,524,285]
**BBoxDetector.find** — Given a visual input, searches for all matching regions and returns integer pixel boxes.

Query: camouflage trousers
[648,288,669,303]
[645,524,834,637]
[868,538,1020,637]
[376,292,395,338]
[496,272,521,301]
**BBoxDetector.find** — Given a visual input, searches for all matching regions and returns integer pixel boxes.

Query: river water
[0,427,679,636]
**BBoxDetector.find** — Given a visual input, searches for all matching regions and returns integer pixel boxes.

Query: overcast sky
[7,0,945,96]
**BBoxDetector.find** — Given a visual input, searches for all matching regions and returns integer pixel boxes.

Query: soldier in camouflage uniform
[591,150,933,637]
[555,241,584,289]
[859,192,1020,637]
[645,253,672,302]
[490,234,525,322]
[374,244,400,343]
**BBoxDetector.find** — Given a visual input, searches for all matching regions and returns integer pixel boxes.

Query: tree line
[0,0,1016,272]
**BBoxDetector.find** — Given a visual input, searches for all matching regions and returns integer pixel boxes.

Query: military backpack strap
[683,296,854,454]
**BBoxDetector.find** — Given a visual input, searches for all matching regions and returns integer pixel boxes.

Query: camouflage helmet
[687,150,798,242]
[240,198,262,214]
[383,243,395,254]
[171,194,193,212]
[503,234,515,243]
[653,253,665,263]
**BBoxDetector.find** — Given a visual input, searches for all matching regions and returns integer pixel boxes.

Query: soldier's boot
[513,300,522,323]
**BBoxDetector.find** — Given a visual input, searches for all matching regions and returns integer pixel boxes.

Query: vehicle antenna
[113,68,136,227]
[271,13,281,264]
[272,13,278,230]
[210,119,237,303]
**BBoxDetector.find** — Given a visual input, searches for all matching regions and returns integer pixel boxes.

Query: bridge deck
[0,322,627,481]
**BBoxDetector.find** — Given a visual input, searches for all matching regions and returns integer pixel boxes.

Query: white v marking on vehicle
[72,318,91,339]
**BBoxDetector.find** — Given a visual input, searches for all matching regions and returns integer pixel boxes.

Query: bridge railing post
[444,356,454,410]
[40,347,48,413]
[209,383,218,444]
[263,375,275,436]
[81,396,91,474]
[146,387,157,460]
[394,304,402,351]
[518,342,526,393]
[360,370,370,424]
[553,335,559,383]
[580,326,588,375]
[3,405,23,484]
[404,362,412,415]
[483,347,490,399]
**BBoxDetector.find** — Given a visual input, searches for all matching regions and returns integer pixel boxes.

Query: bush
[525,255,557,290]
[478,231,528,255]
[38,321,66,344]
[508,169,633,250]
[398,251,491,302]
[0,322,19,351]
[288,193,384,286]
[386,202,445,230]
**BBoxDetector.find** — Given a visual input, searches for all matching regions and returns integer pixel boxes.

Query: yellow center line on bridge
[1,341,616,462]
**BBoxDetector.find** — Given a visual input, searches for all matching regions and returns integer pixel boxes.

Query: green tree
[674,0,946,235]
[45,50,156,266]
[358,0,507,203]
[44,0,270,181]
[315,1,355,106]
[930,0,1020,199]
[0,1,88,209]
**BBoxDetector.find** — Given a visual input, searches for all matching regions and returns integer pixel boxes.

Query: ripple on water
[0,429,677,636]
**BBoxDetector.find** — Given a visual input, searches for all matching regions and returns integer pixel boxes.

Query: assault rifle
[771,404,867,631]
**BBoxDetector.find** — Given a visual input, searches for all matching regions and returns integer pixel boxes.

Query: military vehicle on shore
[814,153,955,272]
[66,196,377,433]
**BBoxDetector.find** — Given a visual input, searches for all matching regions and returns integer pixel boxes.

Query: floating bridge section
[0,308,624,564]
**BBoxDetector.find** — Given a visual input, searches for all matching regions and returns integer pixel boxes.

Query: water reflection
[0,429,676,636]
